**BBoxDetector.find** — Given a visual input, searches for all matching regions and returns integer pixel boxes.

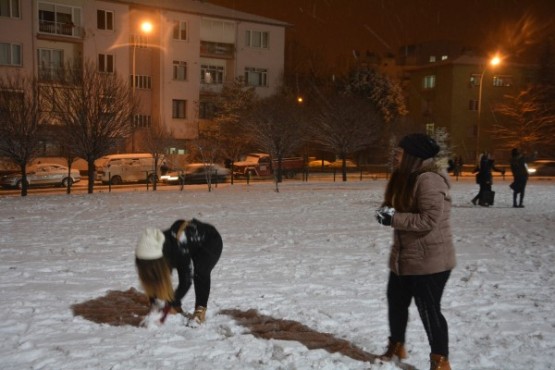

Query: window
[0,43,21,66]
[132,34,148,48]
[469,99,479,111]
[246,30,269,48]
[441,55,448,61]
[38,48,64,81]
[172,21,187,40]
[172,99,186,119]
[0,0,19,18]
[38,2,81,37]
[173,61,187,80]
[423,75,436,89]
[469,74,481,86]
[245,67,268,87]
[97,9,113,30]
[201,64,224,84]
[98,54,113,73]
[493,75,513,87]
[199,101,216,119]
[130,75,151,89]
[429,56,436,63]
[133,114,151,128]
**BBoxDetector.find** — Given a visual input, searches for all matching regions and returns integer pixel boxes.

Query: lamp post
[476,55,501,160]
[131,20,153,152]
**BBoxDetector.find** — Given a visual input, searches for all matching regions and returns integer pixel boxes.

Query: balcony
[39,20,83,39]
[200,41,234,59]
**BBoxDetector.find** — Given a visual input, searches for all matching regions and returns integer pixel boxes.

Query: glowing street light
[476,54,502,160]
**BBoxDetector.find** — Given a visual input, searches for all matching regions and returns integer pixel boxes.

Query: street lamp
[476,54,501,160]
[131,20,152,152]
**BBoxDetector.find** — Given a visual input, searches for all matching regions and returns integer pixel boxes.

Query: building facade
[398,42,538,163]
[0,0,287,154]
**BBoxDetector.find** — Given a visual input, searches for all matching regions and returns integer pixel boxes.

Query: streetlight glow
[140,21,153,33]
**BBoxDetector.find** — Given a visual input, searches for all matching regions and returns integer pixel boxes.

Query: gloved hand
[376,206,395,226]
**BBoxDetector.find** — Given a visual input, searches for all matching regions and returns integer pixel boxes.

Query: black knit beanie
[399,133,440,160]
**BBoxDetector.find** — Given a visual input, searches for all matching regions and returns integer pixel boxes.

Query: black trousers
[387,270,451,356]
[191,235,223,308]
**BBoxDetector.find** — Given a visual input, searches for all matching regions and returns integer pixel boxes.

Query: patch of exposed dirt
[70,290,415,369]
[71,288,150,327]
[220,308,379,363]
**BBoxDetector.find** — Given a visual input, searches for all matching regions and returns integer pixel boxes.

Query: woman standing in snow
[135,219,223,323]
[471,152,505,206]
[375,133,456,370]
[509,148,535,208]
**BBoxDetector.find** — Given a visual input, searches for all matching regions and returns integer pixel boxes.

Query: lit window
[172,99,186,119]
[0,0,20,18]
[441,55,448,61]
[201,64,224,84]
[97,9,113,30]
[173,61,187,81]
[493,75,513,87]
[172,21,187,40]
[423,75,436,89]
[429,56,436,63]
[98,53,114,73]
[0,42,21,66]
[469,74,481,86]
[426,123,435,136]
[246,30,269,48]
[245,67,268,87]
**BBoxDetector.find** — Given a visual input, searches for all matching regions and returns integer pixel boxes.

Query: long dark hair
[383,152,423,212]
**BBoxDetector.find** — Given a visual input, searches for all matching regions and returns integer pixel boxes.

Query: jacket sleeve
[391,173,447,232]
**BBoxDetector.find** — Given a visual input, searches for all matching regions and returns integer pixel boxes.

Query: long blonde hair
[135,257,174,302]
[383,152,423,212]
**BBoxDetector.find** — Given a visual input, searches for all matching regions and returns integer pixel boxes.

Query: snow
[1,177,554,370]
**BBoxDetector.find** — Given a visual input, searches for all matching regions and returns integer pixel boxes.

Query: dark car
[161,163,230,185]
[527,160,555,176]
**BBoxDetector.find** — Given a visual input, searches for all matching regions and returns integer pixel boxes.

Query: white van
[95,153,161,185]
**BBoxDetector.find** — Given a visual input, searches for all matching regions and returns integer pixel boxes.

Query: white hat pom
[136,228,165,260]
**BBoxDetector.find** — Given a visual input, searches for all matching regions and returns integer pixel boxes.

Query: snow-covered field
[1,177,554,370]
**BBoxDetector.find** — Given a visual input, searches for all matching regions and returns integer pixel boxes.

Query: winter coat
[389,164,456,276]
[473,157,504,185]
[162,218,223,305]
[510,155,529,192]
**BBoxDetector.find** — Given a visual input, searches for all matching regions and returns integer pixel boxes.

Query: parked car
[0,163,81,189]
[308,159,331,169]
[329,159,357,169]
[527,160,555,176]
[161,163,230,185]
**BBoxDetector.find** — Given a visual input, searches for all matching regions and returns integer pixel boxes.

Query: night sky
[210,0,555,68]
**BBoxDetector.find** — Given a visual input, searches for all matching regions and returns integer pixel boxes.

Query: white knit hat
[135,228,165,260]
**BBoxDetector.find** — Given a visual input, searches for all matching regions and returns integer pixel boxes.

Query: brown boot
[379,340,407,361]
[430,353,451,370]
[192,306,206,323]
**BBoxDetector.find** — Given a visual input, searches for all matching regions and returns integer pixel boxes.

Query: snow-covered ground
[1,177,554,370]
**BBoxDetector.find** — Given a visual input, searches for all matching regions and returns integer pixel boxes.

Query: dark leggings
[191,237,223,308]
[387,270,451,356]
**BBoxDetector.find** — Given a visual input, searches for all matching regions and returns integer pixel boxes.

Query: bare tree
[140,123,175,191]
[492,86,555,154]
[46,61,137,193]
[0,74,45,196]
[310,90,380,181]
[244,93,305,191]
[213,78,256,163]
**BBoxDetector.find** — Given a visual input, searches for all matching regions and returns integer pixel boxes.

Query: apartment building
[0,0,287,153]
[399,42,537,163]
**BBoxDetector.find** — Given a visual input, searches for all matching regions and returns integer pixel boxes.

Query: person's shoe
[430,353,451,370]
[471,198,477,205]
[192,306,207,323]
[518,204,525,208]
[379,340,407,361]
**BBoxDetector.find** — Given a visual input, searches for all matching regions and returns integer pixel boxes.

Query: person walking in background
[471,153,505,207]
[135,218,223,324]
[510,148,536,208]
[376,133,456,370]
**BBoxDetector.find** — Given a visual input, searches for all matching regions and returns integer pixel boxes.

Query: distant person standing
[471,153,505,206]
[509,148,536,208]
